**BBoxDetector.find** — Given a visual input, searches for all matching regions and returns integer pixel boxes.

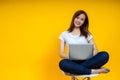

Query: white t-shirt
[59,31,93,47]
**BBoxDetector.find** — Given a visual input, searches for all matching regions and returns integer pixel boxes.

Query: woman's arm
[59,40,69,59]
[88,38,99,55]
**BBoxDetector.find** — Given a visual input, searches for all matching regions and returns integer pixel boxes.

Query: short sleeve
[59,31,67,42]
[87,34,93,41]
[59,31,66,42]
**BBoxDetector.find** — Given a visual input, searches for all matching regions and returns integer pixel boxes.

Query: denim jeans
[59,51,109,75]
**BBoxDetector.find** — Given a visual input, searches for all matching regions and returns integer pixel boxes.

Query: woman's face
[74,13,86,28]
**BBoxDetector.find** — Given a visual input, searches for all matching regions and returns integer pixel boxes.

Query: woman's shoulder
[59,30,70,41]
[60,30,69,35]
[87,33,93,41]
[62,30,69,33]
[86,32,92,36]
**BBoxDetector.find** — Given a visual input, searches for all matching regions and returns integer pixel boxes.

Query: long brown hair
[67,10,90,38]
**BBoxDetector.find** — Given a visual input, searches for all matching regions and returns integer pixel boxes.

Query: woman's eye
[76,17,79,19]
[81,18,84,21]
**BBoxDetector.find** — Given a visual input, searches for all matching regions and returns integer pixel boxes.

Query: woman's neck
[71,28,81,35]
[72,28,80,33]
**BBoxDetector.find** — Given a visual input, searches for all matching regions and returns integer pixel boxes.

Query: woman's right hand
[59,40,69,59]
[59,53,69,59]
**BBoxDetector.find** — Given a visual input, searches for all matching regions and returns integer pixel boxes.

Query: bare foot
[64,72,71,75]
[92,68,110,74]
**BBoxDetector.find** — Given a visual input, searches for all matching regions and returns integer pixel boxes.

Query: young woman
[59,10,110,75]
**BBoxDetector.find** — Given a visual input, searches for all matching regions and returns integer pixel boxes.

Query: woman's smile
[74,14,86,28]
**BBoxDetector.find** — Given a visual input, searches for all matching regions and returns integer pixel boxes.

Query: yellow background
[0,0,120,80]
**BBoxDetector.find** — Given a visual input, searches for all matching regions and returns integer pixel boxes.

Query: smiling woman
[0,1,120,80]
[58,10,110,75]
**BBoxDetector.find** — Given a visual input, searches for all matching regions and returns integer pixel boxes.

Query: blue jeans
[59,51,109,75]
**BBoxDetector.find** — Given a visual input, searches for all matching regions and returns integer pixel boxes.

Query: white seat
[70,73,99,77]
[62,71,99,80]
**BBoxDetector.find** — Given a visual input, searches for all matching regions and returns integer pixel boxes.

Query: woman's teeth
[76,22,80,25]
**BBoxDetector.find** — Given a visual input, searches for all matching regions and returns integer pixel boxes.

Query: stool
[63,72,99,80]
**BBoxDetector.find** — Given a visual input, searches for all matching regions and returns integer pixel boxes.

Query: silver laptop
[69,44,93,60]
